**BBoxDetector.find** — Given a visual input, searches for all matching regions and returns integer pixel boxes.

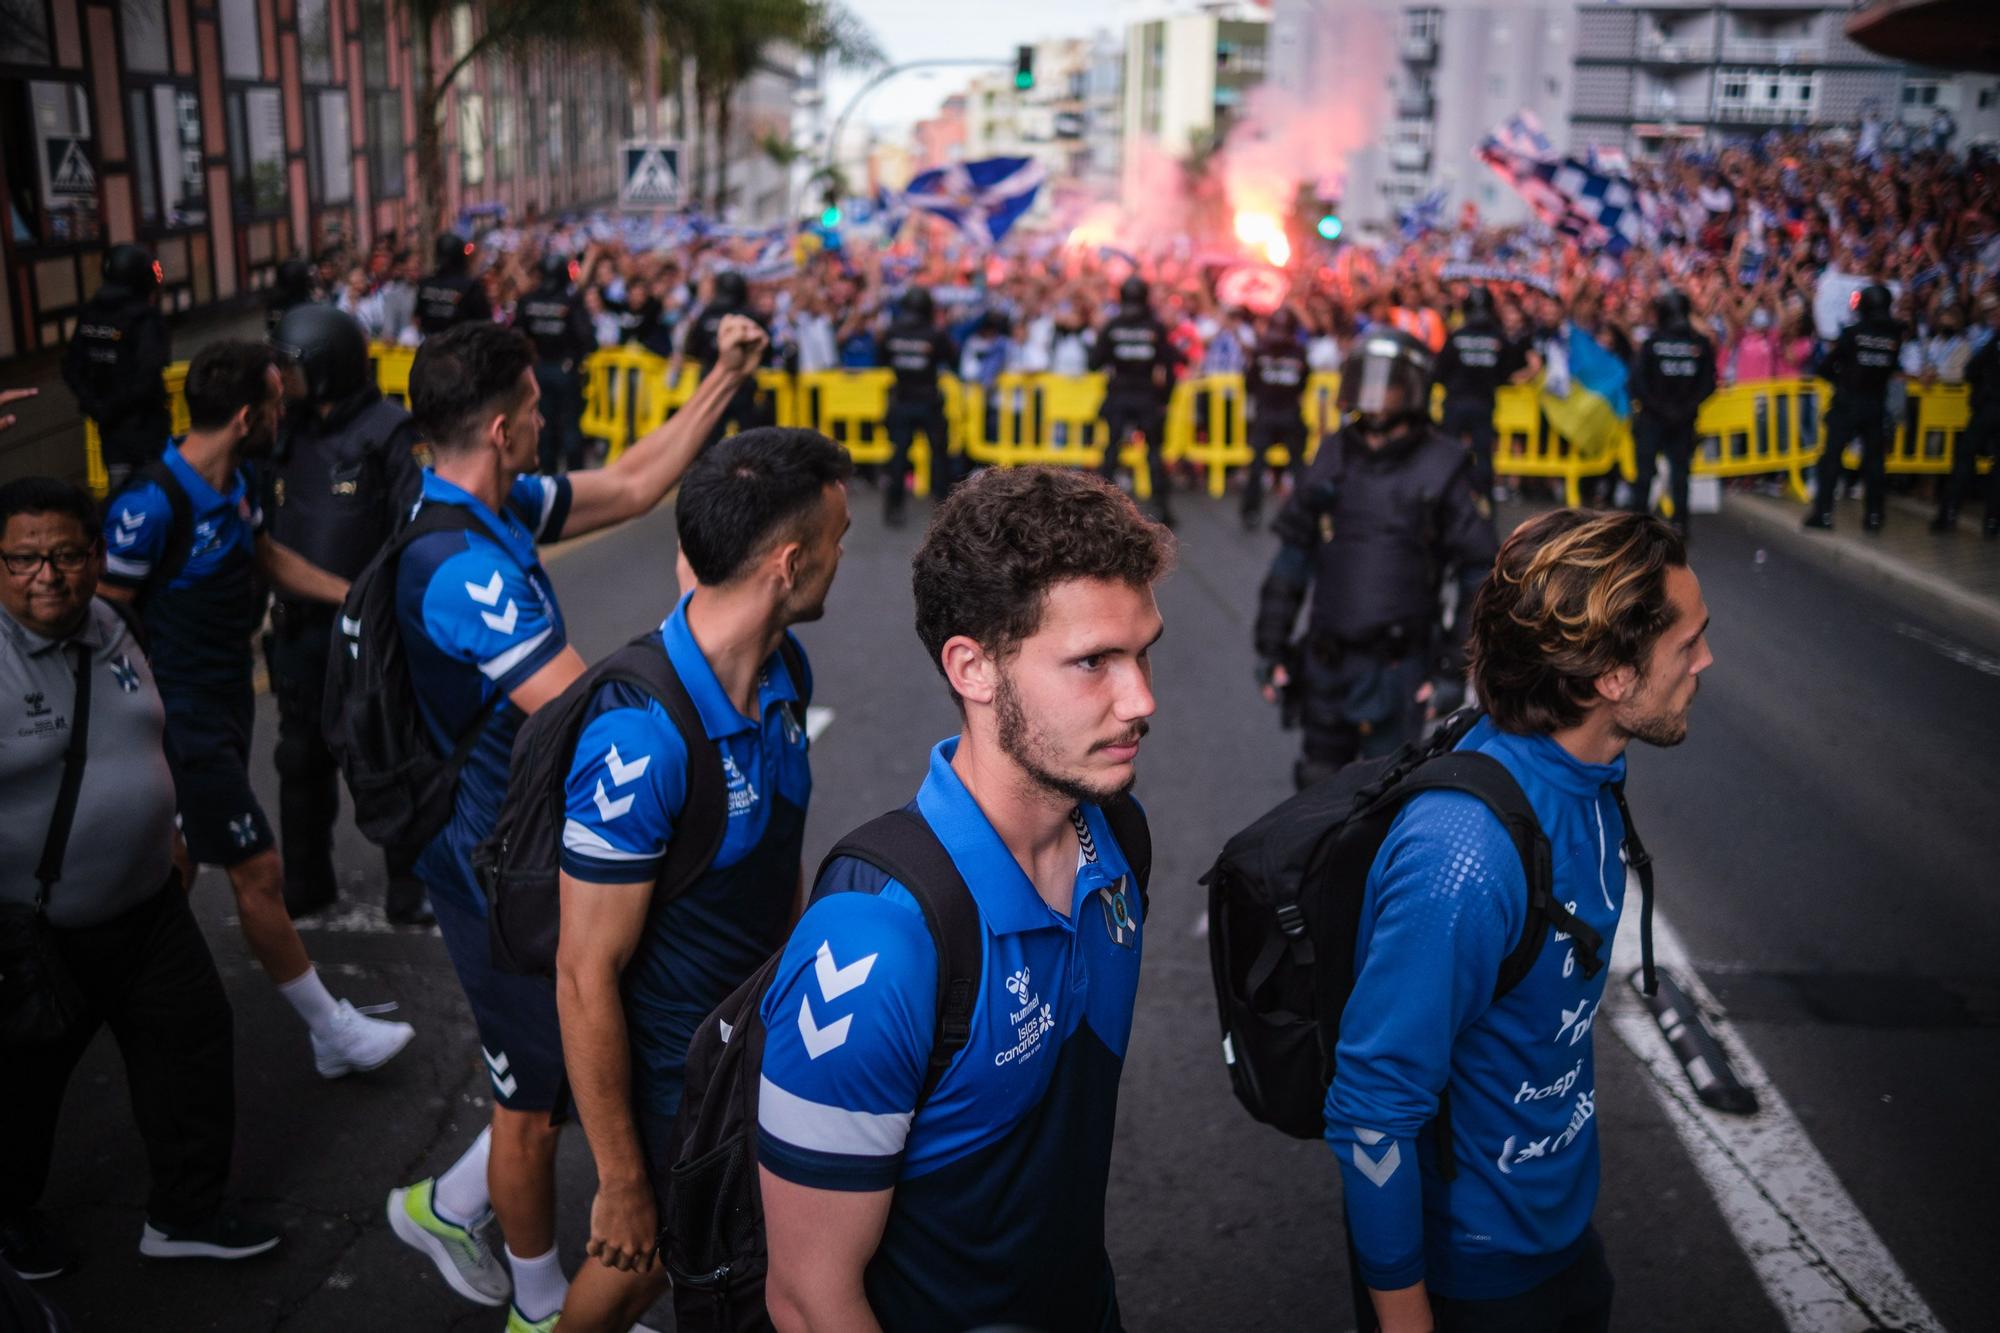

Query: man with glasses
[1252,329,1499,789]
[1,476,276,1280]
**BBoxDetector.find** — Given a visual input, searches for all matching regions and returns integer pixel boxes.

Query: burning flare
[1234,210,1290,268]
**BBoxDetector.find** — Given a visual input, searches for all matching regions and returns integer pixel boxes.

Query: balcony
[1634,94,1693,120]
[1399,33,1437,63]
[1636,34,1714,63]
[1714,100,1816,124]
[1389,142,1432,172]
[1395,91,1435,119]
[1721,37,1822,65]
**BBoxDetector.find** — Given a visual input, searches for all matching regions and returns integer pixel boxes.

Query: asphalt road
[25,481,1999,1332]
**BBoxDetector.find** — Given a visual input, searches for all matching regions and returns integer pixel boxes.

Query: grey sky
[824,0,1177,138]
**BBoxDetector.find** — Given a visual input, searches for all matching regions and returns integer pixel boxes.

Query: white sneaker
[387,1178,510,1307]
[311,999,415,1078]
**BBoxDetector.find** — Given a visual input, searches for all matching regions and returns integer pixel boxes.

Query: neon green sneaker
[386,1177,510,1307]
[505,1306,559,1332]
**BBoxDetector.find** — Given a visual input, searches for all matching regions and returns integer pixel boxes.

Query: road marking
[1607,909,1941,1332]
[1894,622,2000,678]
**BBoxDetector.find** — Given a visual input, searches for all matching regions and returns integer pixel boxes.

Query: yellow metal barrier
[75,357,1991,507]
[963,373,1157,500]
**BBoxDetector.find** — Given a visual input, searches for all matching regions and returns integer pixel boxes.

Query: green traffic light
[820,206,841,227]
[1316,214,1343,241]
[1014,71,1033,90]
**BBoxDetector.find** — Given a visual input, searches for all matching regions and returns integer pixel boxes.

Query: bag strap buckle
[1274,900,1308,939]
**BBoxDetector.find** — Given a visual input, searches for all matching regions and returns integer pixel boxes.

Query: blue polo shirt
[756,738,1145,1332]
[395,469,571,911]
[560,593,813,1116]
[102,442,265,691]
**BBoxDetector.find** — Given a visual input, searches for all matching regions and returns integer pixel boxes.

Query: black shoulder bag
[0,643,95,1047]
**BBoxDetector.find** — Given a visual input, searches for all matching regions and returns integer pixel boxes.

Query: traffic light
[1014,45,1035,92]
[1316,213,1344,241]
[820,204,842,228]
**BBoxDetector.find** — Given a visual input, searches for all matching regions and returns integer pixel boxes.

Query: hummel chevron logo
[797,995,851,1059]
[814,940,877,1002]
[1351,1127,1402,1187]
[464,571,504,605]
[481,600,519,635]
[593,780,634,822]
[116,509,145,542]
[606,745,650,786]
[483,1047,518,1098]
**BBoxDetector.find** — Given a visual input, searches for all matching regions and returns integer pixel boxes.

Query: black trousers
[1938,408,2000,524]
[1244,413,1306,515]
[534,361,585,474]
[1351,1229,1614,1333]
[0,882,234,1228]
[1297,637,1427,785]
[1097,394,1169,513]
[1441,399,1497,498]
[884,397,950,506]
[1630,413,1696,533]
[1813,393,1889,519]
[264,610,420,911]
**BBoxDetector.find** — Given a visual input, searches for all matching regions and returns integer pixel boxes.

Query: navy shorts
[160,683,274,867]
[431,889,567,1114]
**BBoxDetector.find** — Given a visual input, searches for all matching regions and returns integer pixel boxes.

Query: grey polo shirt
[0,598,178,928]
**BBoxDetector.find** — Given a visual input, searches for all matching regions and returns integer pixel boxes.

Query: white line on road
[1895,622,2000,679]
[1607,908,1941,1332]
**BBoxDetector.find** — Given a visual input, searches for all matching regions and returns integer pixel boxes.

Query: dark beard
[994,670,1135,807]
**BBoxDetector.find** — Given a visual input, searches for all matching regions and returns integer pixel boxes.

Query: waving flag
[902,156,1047,247]
[1399,187,1448,240]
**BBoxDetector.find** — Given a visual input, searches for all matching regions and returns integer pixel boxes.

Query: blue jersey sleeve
[418,539,565,693]
[506,474,573,544]
[1326,791,1522,1291]
[755,867,937,1192]
[559,688,691,884]
[101,483,172,587]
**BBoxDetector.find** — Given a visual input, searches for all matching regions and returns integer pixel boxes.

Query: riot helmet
[900,286,934,323]
[1336,328,1434,441]
[1654,289,1693,329]
[1856,284,1893,321]
[1461,286,1494,321]
[540,251,575,285]
[104,244,162,294]
[434,232,472,273]
[712,270,748,307]
[271,304,372,404]
[1119,275,1150,312]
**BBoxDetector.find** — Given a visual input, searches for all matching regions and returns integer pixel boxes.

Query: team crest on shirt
[110,654,141,692]
[1097,876,1137,948]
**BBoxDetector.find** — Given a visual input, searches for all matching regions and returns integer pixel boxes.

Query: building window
[2,79,101,247]
[459,92,486,187]
[227,86,286,215]
[1902,81,1940,107]
[303,88,352,204]
[369,94,405,198]
[494,89,515,180]
[1403,9,1440,43]
[218,0,260,80]
[360,0,389,88]
[1,0,52,64]
[298,0,333,84]
[120,0,171,74]
[128,84,207,229]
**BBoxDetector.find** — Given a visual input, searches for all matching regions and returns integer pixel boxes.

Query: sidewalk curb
[1723,493,2000,650]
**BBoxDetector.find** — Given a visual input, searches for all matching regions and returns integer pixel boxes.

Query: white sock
[507,1244,567,1322]
[277,967,341,1035]
[432,1126,492,1228]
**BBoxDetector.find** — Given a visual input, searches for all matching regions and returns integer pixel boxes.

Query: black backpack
[471,631,807,979]
[662,796,1152,1333]
[324,502,499,849]
[1203,709,1655,1148]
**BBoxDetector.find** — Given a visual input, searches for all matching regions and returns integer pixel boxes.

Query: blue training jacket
[1326,716,1630,1301]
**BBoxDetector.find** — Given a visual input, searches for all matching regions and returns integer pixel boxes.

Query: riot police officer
[1434,286,1530,500]
[61,244,171,494]
[519,250,596,474]
[1242,305,1310,530]
[1091,275,1183,527]
[880,286,958,526]
[674,269,770,446]
[1807,283,1905,533]
[1932,290,2000,538]
[265,257,319,335]
[1254,329,1499,790]
[266,304,429,922]
[1628,289,1717,539]
[414,231,492,339]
